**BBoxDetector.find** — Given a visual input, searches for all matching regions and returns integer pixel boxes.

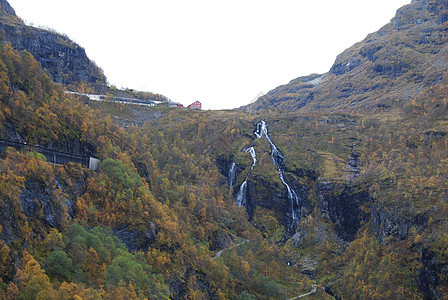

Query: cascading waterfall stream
[228,162,236,187]
[254,120,302,228]
[255,121,285,167]
[235,176,248,207]
[235,147,257,207]
[246,146,257,169]
[278,168,301,223]
[232,120,303,227]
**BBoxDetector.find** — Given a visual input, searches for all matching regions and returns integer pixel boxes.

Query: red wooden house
[187,101,202,109]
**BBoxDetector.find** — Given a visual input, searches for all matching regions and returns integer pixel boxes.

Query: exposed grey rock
[370,202,427,243]
[297,255,318,278]
[359,45,382,62]
[0,0,106,86]
[0,168,84,250]
[0,0,15,17]
[113,223,157,252]
[330,57,363,76]
[417,248,447,300]
[317,182,371,241]
[243,0,448,113]
[0,194,21,246]
[168,265,212,300]
[1,118,24,143]
[216,154,246,186]
[209,233,232,252]
[372,62,409,78]
[19,180,63,229]
[243,175,284,222]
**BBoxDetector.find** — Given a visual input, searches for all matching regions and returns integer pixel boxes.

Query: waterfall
[279,168,301,223]
[233,147,257,207]
[235,177,248,207]
[254,120,285,168]
[254,120,285,167]
[228,162,236,187]
[232,120,303,224]
[246,147,257,169]
[255,120,302,228]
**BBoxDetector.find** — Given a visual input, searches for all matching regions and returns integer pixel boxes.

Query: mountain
[248,0,448,114]
[0,0,14,17]
[0,0,448,299]
[0,0,106,87]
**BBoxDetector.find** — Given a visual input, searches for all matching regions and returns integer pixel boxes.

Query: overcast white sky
[8,0,410,110]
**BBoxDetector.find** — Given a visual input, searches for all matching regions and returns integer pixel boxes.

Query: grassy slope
[94,77,448,297]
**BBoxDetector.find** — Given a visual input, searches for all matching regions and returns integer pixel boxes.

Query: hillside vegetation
[0,0,448,299]
[0,42,325,299]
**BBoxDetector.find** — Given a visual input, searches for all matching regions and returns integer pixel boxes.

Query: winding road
[288,284,318,299]
[212,239,250,260]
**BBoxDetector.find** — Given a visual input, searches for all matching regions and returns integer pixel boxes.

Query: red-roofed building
[188,101,202,109]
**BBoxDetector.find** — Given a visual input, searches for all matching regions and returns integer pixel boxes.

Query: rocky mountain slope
[0,0,106,87]
[248,0,448,114]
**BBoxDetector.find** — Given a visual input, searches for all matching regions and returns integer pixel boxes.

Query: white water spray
[228,162,236,187]
[235,177,248,207]
[233,144,259,207]
[279,168,301,222]
[255,120,302,228]
[254,120,285,167]
[246,147,257,169]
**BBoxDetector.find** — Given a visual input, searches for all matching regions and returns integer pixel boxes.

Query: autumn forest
[1,0,448,299]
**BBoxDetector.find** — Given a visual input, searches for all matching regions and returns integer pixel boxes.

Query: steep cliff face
[417,248,448,299]
[232,166,372,243]
[0,0,15,17]
[248,0,448,113]
[0,0,106,86]
[317,182,371,241]
[216,120,369,243]
[0,164,83,250]
[370,201,428,244]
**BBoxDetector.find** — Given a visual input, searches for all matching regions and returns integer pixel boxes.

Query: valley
[0,0,447,299]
